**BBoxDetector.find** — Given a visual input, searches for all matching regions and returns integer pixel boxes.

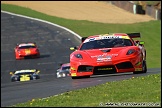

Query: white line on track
[3,60,14,62]
[1,10,82,39]
[37,62,56,65]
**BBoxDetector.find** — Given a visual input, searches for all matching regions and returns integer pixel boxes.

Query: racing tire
[11,79,15,82]
[133,60,147,74]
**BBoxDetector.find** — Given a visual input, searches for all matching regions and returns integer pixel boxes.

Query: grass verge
[12,74,161,107]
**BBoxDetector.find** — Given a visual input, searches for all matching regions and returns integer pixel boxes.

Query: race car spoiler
[127,33,141,38]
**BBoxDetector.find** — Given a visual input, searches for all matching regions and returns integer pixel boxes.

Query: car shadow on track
[22,54,50,59]
[90,72,147,78]
[39,54,50,58]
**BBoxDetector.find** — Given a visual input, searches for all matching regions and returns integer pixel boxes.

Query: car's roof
[18,43,36,47]
[14,69,37,74]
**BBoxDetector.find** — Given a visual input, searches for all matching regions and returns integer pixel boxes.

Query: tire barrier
[146,5,161,20]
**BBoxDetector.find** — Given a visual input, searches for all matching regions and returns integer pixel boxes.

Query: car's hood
[80,47,130,61]
[86,47,126,54]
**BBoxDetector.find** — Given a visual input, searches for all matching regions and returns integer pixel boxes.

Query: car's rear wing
[127,33,141,38]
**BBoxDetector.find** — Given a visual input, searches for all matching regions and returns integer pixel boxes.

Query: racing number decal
[20,75,30,81]
[25,49,31,55]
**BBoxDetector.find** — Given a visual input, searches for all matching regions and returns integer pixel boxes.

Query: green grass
[1,3,161,107]
[12,74,161,107]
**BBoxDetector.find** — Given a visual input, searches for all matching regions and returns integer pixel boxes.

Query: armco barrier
[110,1,134,13]
[109,1,145,14]
[146,5,161,20]
[107,1,161,20]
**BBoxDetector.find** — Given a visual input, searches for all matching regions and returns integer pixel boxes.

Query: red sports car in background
[15,42,40,60]
[69,33,147,79]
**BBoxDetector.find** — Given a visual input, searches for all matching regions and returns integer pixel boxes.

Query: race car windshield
[80,38,132,50]
[62,66,70,70]
[19,46,36,49]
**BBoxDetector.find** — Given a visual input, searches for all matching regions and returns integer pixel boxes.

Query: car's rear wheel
[133,60,147,74]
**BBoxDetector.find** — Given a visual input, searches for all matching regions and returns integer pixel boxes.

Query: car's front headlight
[62,73,66,77]
[74,53,83,59]
[126,49,135,55]
[17,50,21,53]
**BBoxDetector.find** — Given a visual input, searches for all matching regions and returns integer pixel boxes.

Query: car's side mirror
[10,72,13,75]
[135,40,145,46]
[139,41,144,45]
[36,70,40,74]
[137,41,145,46]
[70,46,78,51]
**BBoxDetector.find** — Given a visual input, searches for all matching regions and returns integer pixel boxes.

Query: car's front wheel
[133,60,147,74]
[11,78,15,82]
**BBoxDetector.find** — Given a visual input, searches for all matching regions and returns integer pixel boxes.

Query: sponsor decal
[20,75,30,81]
[25,49,31,55]
[101,36,120,39]
[71,73,76,76]
[84,35,130,43]
[91,54,118,58]
[119,36,130,39]
[70,67,76,71]
[97,55,112,62]
[135,68,142,71]
[135,62,141,66]
[98,67,113,70]
[97,53,112,62]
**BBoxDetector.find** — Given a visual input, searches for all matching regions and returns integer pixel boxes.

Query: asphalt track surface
[1,11,161,107]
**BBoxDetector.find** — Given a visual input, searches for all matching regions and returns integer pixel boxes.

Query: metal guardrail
[107,1,161,20]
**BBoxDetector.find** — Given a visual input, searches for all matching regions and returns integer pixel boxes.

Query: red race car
[15,42,40,60]
[69,33,147,79]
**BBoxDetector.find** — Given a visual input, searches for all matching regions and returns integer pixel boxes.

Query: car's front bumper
[70,56,143,76]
